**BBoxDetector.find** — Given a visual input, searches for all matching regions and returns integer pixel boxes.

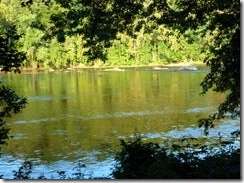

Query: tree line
[0,0,212,69]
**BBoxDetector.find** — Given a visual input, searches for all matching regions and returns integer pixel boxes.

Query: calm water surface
[1,68,237,178]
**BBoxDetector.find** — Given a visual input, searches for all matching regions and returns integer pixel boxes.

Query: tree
[0,16,27,146]
[0,17,26,71]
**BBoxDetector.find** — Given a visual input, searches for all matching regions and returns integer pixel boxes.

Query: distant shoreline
[10,62,205,73]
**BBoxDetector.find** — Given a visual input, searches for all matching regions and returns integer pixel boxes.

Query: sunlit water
[0,68,240,179]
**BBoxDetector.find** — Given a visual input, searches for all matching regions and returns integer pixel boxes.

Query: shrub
[113,136,240,179]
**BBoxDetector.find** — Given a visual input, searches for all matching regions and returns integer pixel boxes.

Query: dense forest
[0,0,212,69]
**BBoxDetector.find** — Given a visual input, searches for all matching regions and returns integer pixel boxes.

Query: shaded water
[0,68,233,178]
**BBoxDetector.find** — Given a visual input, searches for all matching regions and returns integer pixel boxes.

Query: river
[0,67,239,179]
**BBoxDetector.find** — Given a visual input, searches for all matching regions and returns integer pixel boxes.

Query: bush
[113,136,240,179]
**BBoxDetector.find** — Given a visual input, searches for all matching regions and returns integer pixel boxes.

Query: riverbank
[15,61,206,73]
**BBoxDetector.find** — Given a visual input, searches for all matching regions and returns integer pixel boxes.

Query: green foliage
[0,16,26,72]
[113,136,240,179]
[0,78,26,147]
[107,26,207,66]
[0,14,27,147]
[113,135,178,178]
[197,1,240,132]
[0,0,210,68]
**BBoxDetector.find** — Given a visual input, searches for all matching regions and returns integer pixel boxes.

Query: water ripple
[66,110,167,121]
[14,117,65,125]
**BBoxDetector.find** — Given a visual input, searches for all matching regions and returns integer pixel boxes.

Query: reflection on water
[0,69,230,178]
